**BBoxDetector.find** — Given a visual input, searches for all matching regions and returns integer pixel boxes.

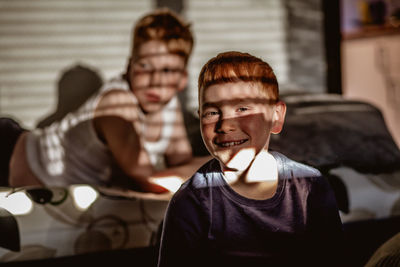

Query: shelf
[342,23,400,40]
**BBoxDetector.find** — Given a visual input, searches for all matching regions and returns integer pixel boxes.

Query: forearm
[150,156,212,192]
[168,156,211,180]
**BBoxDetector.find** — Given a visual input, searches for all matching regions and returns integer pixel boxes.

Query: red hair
[198,51,279,102]
[131,8,194,65]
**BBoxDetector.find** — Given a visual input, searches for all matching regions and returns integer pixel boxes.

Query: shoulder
[171,158,220,203]
[164,159,219,227]
[94,89,139,122]
[272,152,339,207]
[187,158,221,189]
[100,75,130,92]
[96,75,136,110]
[271,151,334,196]
[98,89,136,105]
[271,151,322,180]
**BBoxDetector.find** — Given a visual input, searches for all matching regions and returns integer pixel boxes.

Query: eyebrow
[132,57,185,70]
[201,102,218,109]
[135,52,185,61]
[201,97,275,109]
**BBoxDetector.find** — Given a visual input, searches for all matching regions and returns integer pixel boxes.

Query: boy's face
[129,40,187,113]
[199,81,285,170]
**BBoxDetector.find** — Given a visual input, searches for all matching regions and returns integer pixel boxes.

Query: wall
[0,0,326,128]
[342,34,400,147]
[184,0,288,112]
[0,0,152,128]
[340,0,400,147]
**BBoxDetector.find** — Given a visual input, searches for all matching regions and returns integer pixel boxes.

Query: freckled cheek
[236,116,261,132]
[237,115,270,143]
[131,73,150,88]
[200,122,216,147]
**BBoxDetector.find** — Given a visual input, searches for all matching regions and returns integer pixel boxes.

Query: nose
[149,70,162,86]
[216,117,237,133]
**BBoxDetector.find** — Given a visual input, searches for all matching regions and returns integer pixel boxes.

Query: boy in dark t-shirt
[158,51,343,267]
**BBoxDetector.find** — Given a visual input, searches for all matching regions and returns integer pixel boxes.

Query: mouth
[214,139,248,148]
[145,92,161,102]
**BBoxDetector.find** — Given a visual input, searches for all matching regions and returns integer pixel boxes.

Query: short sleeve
[307,176,343,232]
[306,176,345,265]
[157,184,209,267]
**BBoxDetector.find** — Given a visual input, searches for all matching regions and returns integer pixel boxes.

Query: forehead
[136,40,185,67]
[201,82,267,105]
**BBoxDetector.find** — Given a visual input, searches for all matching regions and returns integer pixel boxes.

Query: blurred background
[1,1,400,265]
[0,0,399,147]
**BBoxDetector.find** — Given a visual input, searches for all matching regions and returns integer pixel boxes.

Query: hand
[149,156,212,193]
[149,172,185,193]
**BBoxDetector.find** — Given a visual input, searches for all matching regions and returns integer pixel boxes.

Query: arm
[94,90,209,193]
[149,155,212,193]
[94,115,152,179]
[152,105,211,192]
[307,176,344,264]
[158,186,209,267]
[307,176,343,232]
[94,90,166,193]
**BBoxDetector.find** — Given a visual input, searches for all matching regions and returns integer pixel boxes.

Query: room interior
[0,0,400,266]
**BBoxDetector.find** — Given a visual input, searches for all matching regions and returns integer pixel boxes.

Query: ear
[177,70,188,92]
[271,101,286,134]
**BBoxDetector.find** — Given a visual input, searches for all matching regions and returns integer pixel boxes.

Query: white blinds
[0,0,288,127]
[184,0,288,113]
[0,0,152,128]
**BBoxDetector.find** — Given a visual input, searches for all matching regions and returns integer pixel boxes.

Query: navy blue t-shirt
[158,152,343,267]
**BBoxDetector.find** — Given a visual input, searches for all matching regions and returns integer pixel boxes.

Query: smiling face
[128,40,187,113]
[200,81,285,171]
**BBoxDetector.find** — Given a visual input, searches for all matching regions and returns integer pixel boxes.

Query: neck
[140,109,163,142]
[222,150,278,185]
[222,150,279,200]
[139,107,163,123]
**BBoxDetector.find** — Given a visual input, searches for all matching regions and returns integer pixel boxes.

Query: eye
[161,67,182,74]
[133,61,152,71]
[202,110,219,118]
[237,106,249,112]
[161,68,173,74]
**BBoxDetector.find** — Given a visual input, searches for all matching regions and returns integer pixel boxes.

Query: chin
[141,104,163,114]
[213,151,234,167]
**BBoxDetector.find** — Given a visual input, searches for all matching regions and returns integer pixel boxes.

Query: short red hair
[198,51,279,102]
[131,8,194,65]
